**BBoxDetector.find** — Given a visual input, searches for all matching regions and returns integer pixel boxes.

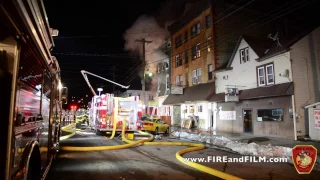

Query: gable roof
[225,35,273,69]
[221,25,320,70]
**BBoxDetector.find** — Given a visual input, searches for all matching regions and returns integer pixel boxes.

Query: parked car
[141,116,169,135]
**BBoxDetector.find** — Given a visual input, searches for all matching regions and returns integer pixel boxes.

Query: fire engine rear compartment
[89,94,142,135]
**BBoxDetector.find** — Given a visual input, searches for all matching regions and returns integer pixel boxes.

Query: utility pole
[136,38,152,116]
[113,65,115,95]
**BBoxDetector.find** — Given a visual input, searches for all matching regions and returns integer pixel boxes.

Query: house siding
[290,27,320,138]
[215,39,292,94]
[214,37,295,139]
[216,96,294,139]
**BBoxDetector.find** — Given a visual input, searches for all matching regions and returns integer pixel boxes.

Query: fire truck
[89,93,142,135]
[1,1,62,179]
[81,71,142,135]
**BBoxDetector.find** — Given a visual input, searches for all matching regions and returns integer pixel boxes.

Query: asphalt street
[47,128,320,180]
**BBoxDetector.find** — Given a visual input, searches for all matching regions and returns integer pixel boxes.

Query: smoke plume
[123,0,197,94]
[123,15,170,94]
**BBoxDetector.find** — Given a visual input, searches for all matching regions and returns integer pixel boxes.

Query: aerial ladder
[80,70,130,96]
[80,70,141,136]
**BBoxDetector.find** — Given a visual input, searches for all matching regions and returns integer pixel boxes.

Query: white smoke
[123,15,170,93]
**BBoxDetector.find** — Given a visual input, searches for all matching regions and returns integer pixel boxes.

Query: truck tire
[26,147,41,180]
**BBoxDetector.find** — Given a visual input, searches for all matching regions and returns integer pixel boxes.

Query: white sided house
[210,35,294,139]
[210,26,320,140]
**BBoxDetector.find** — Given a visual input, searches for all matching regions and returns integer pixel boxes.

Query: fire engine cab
[89,93,141,135]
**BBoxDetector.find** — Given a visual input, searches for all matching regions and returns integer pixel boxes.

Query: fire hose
[59,119,243,180]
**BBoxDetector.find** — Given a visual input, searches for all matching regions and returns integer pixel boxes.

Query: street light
[58,81,62,90]
[148,72,152,77]
[97,88,103,96]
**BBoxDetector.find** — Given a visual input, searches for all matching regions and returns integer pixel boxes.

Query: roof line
[255,48,290,62]
[226,36,243,69]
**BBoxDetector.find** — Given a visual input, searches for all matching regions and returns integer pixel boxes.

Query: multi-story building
[209,25,320,140]
[164,0,215,128]
[155,39,173,125]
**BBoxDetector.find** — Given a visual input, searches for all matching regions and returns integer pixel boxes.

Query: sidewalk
[170,126,320,171]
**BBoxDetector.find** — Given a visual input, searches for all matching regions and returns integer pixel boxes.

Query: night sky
[44,0,195,105]
[43,0,319,107]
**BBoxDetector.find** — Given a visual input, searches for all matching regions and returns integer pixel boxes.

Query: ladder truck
[81,71,142,135]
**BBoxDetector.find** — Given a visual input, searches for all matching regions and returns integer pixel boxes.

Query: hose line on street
[60,123,76,141]
[59,119,244,180]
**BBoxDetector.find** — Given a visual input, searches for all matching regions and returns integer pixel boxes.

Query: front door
[243,110,252,133]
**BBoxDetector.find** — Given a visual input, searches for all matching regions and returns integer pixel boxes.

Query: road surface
[47,129,320,180]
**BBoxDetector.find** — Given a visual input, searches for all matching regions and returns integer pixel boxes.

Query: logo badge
[292,145,317,174]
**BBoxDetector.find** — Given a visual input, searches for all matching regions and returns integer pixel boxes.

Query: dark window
[175,53,183,67]
[206,15,211,28]
[240,47,249,64]
[185,31,188,42]
[175,35,182,48]
[192,43,201,60]
[191,22,200,37]
[208,64,213,80]
[206,37,211,52]
[185,72,189,87]
[185,50,188,63]
[164,62,169,69]
[257,109,284,121]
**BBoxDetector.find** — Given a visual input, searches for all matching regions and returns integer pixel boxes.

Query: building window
[176,75,183,86]
[164,62,169,69]
[185,72,189,87]
[266,64,274,85]
[191,22,200,37]
[208,64,213,80]
[192,68,202,84]
[197,68,202,83]
[185,31,188,42]
[192,70,197,84]
[257,67,265,86]
[206,37,211,52]
[240,47,249,64]
[197,105,203,113]
[206,15,211,28]
[175,35,182,48]
[166,74,170,90]
[257,109,284,121]
[257,63,275,86]
[185,50,188,63]
[192,43,201,60]
[175,53,182,67]
[149,95,153,100]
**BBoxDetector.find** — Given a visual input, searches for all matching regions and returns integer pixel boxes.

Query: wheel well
[27,145,41,180]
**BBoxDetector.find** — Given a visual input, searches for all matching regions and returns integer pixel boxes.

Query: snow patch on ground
[171,130,320,171]
[172,131,291,158]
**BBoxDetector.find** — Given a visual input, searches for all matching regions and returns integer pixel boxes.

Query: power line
[52,52,139,59]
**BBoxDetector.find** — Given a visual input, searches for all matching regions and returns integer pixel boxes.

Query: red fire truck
[81,70,142,135]
[89,93,142,135]
[1,1,63,179]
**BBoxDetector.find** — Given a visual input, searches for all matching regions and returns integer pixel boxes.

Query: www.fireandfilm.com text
[183,156,288,163]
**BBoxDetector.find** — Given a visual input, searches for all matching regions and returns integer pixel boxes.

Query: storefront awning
[163,82,215,105]
[209,82,294,102]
